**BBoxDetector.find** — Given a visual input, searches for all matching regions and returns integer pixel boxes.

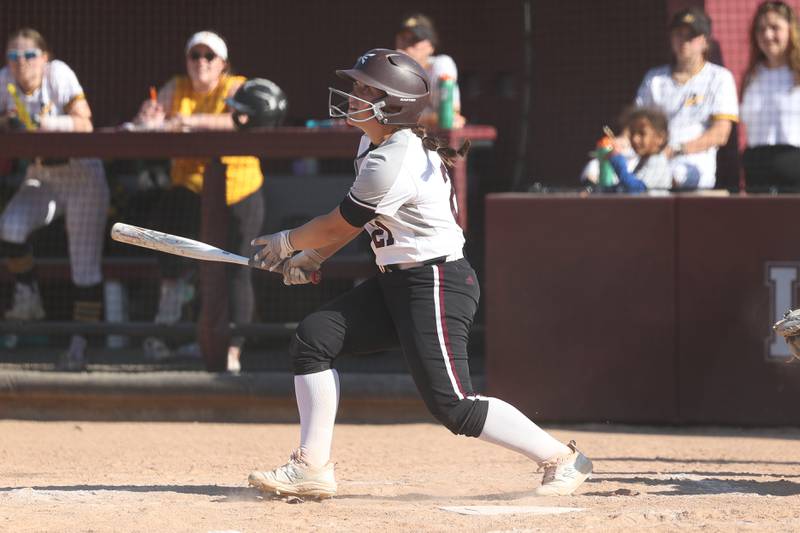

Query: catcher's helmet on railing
[227,78,288,129]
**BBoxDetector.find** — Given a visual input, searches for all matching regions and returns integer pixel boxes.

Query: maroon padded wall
[486,194,800,425]
[485,194,678,423]
[677,197,800,424]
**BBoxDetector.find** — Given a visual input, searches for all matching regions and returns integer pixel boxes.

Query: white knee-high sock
[294,369,340,467]
[478,397,570,463]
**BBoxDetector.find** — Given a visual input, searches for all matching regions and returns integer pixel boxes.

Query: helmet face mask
[330,48,430,127]
[328,87,390,123]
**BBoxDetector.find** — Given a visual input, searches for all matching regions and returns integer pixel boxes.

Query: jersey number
[371,221,395,248]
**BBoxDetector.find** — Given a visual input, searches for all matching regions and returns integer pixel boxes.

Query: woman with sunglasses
[246,49,592,499]
[741,1,800,192]
[0,27,109,371]
[133,31,265,372]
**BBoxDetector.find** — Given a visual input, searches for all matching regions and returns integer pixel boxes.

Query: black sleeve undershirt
[339,194,375,227]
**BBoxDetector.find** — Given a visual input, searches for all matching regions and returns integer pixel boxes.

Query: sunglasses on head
[6,49,42,62]
[188,51,216,61]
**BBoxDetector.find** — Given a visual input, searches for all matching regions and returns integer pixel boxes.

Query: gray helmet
[331,48,430,126]
[227,78,288,129]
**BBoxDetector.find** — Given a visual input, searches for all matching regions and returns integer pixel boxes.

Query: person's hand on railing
[134,99,165,129]
[163,115,193,132]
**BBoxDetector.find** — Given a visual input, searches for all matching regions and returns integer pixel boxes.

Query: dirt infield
[2,421,800,532]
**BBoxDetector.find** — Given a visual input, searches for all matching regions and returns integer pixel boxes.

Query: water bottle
[305,118,338,128]
[595,137,616,189]
[437,75,455,129]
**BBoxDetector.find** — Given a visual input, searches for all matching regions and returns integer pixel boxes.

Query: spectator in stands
[395,13,466,129]
[133,30,266,373]
[602,106,672,192]
[635,7,739,190]
[741,1,800,191]
[0,28,109,371]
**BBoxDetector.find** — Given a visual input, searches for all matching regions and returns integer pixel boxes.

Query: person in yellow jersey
[133,30,270,372]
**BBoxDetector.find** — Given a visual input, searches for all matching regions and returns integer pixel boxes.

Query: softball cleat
[534,440,593,496]
[249,449,337,499]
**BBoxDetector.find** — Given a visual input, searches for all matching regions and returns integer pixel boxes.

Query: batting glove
[251,230,295,270]
[282,249,325,285]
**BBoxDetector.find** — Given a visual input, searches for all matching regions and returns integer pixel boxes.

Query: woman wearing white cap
[133,30,265,372]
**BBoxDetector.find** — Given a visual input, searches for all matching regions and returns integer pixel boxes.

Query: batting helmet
[329,48,430,126]
[227,78,288,129]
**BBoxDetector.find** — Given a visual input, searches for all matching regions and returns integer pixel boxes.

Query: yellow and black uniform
[150,74,265,340]
[169,74,263,205]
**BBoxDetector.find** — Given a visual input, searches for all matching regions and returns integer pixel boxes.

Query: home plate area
[3,422,800,531]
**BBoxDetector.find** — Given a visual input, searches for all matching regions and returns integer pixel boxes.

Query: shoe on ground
[5,282,45,321]
[534,440,593,496]
[154,278,193,325]
[227,345,241,374]
[57,335,87,372]
[143,336,172,361]
[248,449,337,499]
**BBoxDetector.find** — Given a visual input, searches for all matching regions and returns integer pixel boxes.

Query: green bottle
[595,137,616,189]
[438,75,455,129]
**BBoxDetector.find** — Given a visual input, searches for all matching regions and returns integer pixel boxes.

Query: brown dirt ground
[2,421,800,532]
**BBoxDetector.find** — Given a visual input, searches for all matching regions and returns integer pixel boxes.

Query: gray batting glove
[282,249,325,285]
[251,230,294,270]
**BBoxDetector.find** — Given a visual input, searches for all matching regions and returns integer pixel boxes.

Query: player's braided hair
[410,126,471,168]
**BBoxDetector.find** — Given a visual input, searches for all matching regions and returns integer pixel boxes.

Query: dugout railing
[0,126,496,371]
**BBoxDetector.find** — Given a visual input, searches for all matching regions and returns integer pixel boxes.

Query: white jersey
[426,54,461,113]
[635,62,738,189]
[741,64,800,147]
[340,129,465,266]
[0,60,85,121]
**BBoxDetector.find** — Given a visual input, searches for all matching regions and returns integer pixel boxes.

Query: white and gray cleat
[534,440,593,496]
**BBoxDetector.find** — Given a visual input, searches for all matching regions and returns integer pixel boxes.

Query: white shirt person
[635,7,739,190]
[636,62,738,189]
[739,1,800,190]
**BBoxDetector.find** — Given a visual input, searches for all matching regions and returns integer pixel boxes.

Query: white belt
[378,252,463,273]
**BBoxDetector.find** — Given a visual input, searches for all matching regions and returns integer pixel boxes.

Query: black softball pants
[291,258,489,437]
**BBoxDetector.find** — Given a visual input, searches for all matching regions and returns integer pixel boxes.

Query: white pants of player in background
[0,158,109,286]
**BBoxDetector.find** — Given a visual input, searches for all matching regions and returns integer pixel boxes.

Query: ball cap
[669,7,712,38]
[185,31,228,60]
[398,15,439,48]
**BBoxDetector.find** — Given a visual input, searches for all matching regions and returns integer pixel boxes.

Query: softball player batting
[247,49,592,499]
[0,28,109,370]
